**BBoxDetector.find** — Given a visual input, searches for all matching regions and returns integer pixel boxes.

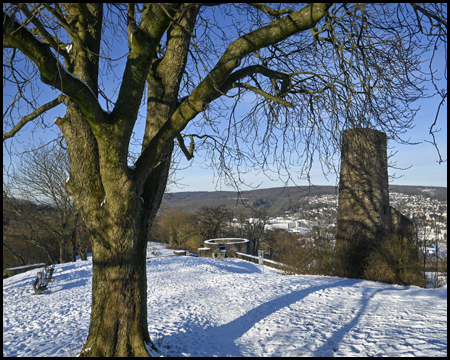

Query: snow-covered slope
[3,243,447,357]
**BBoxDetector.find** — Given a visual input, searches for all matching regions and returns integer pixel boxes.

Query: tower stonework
[336,129,398,277]
[336,128,419,282]
[337,128,391,236]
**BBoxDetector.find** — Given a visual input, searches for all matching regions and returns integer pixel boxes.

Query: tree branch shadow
[155,278,363,356]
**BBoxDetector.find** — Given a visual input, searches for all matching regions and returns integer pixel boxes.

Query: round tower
[336,128,391,277]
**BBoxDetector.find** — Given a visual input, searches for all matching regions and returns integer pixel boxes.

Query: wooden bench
[32,264,55,295]
[4,263,46,278]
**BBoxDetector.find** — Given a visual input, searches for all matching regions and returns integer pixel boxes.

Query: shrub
[364,235,426,287]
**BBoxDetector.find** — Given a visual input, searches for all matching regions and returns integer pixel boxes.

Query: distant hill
[388,185,447,201]
[161,185,446,216]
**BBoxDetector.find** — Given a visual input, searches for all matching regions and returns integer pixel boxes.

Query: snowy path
[146,257,446,357]
[3,247,447,357]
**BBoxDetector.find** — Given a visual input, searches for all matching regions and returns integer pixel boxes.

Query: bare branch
[248,3,294,19]
[134,3,332,185]
[3,11,104,124]
[3,95,69,142]
[210,64,291,102]
[20,4,70,64]
[176,134,195,160]
[410,3,447,28]
[3,239,26,266]
[424,95,447,165]
[231,82,294,107]
[42,4,82,44]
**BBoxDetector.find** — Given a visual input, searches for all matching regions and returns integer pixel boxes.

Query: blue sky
[3,4,447,193]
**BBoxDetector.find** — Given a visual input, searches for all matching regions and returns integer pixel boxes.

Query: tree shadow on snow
[155,278,365,356]
[310,287,389,356]
[207,258,263,274]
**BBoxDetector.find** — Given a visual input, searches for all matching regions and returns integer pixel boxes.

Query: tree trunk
[57,97,175,356]
[70,213,79,262]
[59,240,67,264]
[80,213,151,357]
[78,145,172,357]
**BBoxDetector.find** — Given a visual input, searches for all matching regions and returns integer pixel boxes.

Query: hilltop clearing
[3,242,447,357]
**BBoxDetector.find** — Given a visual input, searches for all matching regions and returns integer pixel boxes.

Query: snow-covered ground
[3,242,447,357]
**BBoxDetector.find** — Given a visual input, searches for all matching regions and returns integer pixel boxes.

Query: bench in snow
[32,264,55,295]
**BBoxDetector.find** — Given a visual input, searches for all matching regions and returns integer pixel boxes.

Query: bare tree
[4,180,62,265]
[234,207,269,255]
[8,142,83,263]
[156,209,198,250]
[197,205,233,240]
[3,3,446,356]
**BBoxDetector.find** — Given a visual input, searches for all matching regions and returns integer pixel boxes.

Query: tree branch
[142,4,199,150]
[410,3,447,28]
[3,239,26,266]
[20,5,70,64]
[133,3,332,186]
[209,64,291,103]
[248,3,294,19]
[3,11,104,125]
[175,2,331,118]
[176,134,195,160]
[3,95,69,142]
[111,4,177,126]
[230,82,294,107]
[42,4,82,45]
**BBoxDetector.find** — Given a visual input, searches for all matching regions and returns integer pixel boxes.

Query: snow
[65,69,97,99]
[4,263,46,271]
[178,95,189,103]
[292,226,311,235]
[3,242,447,357]
[18,20,44,44]
[66,44,72,54]
[236,251,288,269]
[53,56,96,99]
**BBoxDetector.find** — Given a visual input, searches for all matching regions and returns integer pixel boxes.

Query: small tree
[156,209,198,251]
[197,205,233,240]
[3,191,59,266]
[9,142,85,263]
[234,207,269,255]
[273,231,312,274]
[311,222,336,276]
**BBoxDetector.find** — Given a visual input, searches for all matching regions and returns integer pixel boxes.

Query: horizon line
[167,184,447,194]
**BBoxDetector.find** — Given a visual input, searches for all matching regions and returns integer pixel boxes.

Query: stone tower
[336,128,418,281]
[336,128,392,277]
